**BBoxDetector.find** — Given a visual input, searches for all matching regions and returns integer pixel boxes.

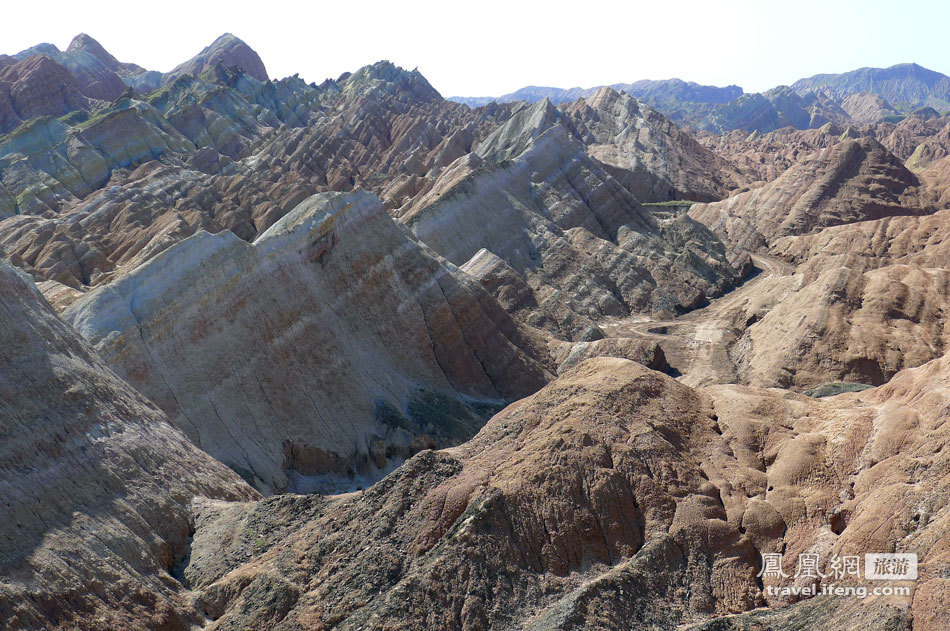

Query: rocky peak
[0,259,257,627]
[841,91,897,124]
[63,190,550,493]
[13,42,61,60]
[584,85,639,114]
[0,54,89,131]
[67,33,120,70]
[474,97,563,161]
[0,53,62,82]
[7,36,127,102]
[690,135,924,250]
[341,60,442,102]
[166,32,268,83]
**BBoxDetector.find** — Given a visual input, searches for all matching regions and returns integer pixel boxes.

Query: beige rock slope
[0,260,258,630]
[562,87,747,202]
[170,358,761,630]
[689,136,925,252]
[161,355,950,630]
[677,133,950,389]
[729,211,950,388]
[63,190,551,494]
[840,92,898,124]
[403,99,745,342]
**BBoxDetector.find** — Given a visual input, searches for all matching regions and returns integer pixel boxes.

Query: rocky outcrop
[63,191,551,493]
[841,92,898,124]
[15,38,126,101]
[166,33,268,83]
[877,113,950,160]
[697,123,856,183]
[403,99,745,340]
[730,261,950,388]
[0,260,257,630]
[167,353,950,629]
[0,100,195,218]
[178,358,763,629]
[690,137,925,251]
[561,87,747,202]
[0,55,89,133]
[0,61,749,350]
[711,204,950,389]
[0,62,498,288]
[0,62,508,289]
[685,131,950,389]
[66,33,121,70]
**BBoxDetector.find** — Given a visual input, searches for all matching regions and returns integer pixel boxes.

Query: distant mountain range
[451,79,742,109]
[450,63,950,133]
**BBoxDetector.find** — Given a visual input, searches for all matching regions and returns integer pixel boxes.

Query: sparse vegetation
[803,382,875,398]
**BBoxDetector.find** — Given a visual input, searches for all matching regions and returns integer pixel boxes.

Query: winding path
[605,252,796,387]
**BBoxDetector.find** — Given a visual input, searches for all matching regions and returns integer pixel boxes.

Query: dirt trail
[605,253,797,387]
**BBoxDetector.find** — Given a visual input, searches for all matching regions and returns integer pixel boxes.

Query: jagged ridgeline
[0,33,751,497]
[4,30,950,631]
[451,63,950,133]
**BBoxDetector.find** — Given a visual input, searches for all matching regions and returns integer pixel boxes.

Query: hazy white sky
[4,0,948,97]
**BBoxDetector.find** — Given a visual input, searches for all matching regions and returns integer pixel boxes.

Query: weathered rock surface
[841,92,898,124]
[0,101,195,220]
[0,260,258,630]
[561,87,747,201]
[168,354,950,630]
[690,137,925,251]
[878,113,950,161]
[403,99,745,341]
[63,190,551,493]
[6,38,950,631]
[0,61,505,287]
[14,38,126,102]
[179,358,762,629]
[730,261,950,388]
[0,62,748,354]
[0,55,90,133]
[165,33,268,84]
[679,125,950,390]
[697,123,857,183]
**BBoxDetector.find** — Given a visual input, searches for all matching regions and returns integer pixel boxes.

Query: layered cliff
[0,260,257,630]
[63,191,551,493]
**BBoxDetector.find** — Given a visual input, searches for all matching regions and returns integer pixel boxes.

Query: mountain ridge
[450,62,950,132]
[4,30,950,631]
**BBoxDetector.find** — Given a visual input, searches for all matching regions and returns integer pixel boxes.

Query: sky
[3,0,948,97]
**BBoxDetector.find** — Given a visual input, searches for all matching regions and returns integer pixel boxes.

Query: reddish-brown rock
[690,137,925,251]
[166,33,268,83]
[0,261,258,630]
[0,55,89,132]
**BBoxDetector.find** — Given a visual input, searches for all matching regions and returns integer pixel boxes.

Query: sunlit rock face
[64,190,552,493]
[0,260,258,629]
